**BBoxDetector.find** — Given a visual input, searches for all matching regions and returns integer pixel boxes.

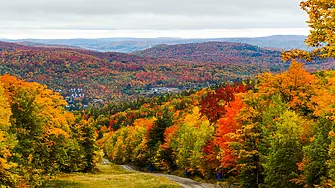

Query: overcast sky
[0,0,309,39]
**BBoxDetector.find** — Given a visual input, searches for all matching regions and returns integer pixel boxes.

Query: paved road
[120,165,221,188]
[120,164,136,172]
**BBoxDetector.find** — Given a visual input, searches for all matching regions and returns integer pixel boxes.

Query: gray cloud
[0,0,308,30]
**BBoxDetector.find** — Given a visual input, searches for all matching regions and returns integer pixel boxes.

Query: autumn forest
[1,0,335,187]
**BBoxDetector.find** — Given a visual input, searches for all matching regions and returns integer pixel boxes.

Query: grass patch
[48,164,180,188]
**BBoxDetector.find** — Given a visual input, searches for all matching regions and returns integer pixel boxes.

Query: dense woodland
[98,0,335,187]
[1,0,335,187]
[0,41,288,103]
[0,75,100,187]
[132,42,283,64]
[1,40,333,104]
[99,61,335,187]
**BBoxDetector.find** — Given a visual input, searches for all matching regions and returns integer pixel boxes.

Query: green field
[48,164,180,188]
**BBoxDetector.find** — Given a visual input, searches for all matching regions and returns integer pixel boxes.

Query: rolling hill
[132,42,283,65]
[0,41,290,103]
[4,35,308,53]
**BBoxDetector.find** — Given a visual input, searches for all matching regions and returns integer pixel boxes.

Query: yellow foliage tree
[0,74,97,185]
[0,82,18,186]
[283,0,335,60]
[258,60,317,111]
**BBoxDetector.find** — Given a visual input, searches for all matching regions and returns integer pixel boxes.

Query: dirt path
[120,165,221,188]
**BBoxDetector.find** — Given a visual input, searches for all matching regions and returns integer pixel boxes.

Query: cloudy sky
[0,0,309,39]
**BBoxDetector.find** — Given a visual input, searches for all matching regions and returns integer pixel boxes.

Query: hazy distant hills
[3,35,308,53]
[132,42,283,65]
[220,35,308,51]
[16,41,82,49]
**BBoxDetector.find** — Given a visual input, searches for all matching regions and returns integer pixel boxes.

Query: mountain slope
[1,40,332,104]
[132,42,283,65]
[0,41,286,102]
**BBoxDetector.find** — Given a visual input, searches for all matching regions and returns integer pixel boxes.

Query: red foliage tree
[200,83,247,123]
[214,97,244,169]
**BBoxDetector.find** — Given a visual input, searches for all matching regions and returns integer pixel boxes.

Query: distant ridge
[16,41,81,49]
[132,41,283,65]
[3,35,308,53]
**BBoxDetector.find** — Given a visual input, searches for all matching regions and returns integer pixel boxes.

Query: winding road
[120,165,221,188]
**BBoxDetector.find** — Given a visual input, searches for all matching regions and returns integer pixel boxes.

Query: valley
[2,0,335,187]
[0,40,290,106]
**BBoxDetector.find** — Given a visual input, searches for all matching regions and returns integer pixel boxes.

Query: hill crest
[132,41,283,64]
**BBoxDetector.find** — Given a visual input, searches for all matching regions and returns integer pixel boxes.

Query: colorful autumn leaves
[100,83,247,176]
[0,75,99,187]
[101,61,335,187]
[0,79,18,186]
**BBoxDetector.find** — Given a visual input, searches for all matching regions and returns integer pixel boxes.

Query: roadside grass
[48,164,180,188]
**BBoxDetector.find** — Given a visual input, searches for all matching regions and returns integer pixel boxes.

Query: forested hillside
[98,61,335,187]
[133,41,334,71]
[133,42,283,64]
[0,41,288,103]
[1,0,335,187]
[0,75,99,187]
[95,0,335,186]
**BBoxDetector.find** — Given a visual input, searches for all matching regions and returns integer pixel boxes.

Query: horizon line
[2,34,308,41]
[0,28,310,40]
